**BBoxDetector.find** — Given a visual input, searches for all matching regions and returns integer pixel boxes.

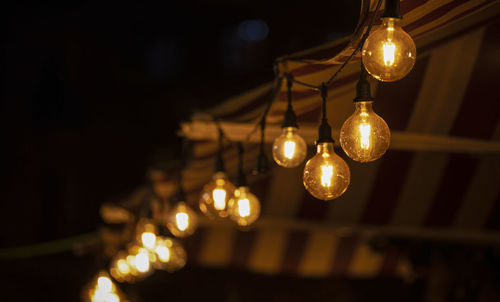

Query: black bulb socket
[316,119,335,144]
[382,0,402,19]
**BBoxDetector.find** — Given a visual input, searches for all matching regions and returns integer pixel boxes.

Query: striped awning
[179,0,500,278]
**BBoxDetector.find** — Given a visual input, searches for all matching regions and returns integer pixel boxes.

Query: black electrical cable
[236,142,247,187]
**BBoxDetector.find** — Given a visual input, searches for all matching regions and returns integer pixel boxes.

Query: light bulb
[110,251,133,283]
[135,218,158,250]
[340,101,390,162]
[272,126,307,168]
[362,18,416,82]
[125,245,154,281]
[303,142,350,200]
[153,236,187,272]
[227,186,261,227]
[167,201,198,237]
[199,171,235,218]
[88,272,121,302]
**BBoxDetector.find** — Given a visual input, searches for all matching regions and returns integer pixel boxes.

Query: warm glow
[141,232,157,250]
[155,245,171,262]
[175,212,189,231]
[272,127,307,168]
[359,122,371,150]
[340,102,390,163]
[320,164,333,187]
[284,140,296,159]
[116,259,130,275]
[92,291,119,302]
[212,188,227,210]
[382,41,396,66]
[238,198,251,217]
[97,276,113,293]
[135,249,150,273]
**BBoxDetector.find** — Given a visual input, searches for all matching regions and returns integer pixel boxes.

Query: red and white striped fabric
[180,0,500,278]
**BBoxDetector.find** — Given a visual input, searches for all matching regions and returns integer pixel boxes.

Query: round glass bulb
[153,236,187,272]
[303,142,350,200]
[272,126,308,168]
[199,171,235,218]
[362,18,416,82]
[110,251,134,283]
[340,101,390,162]
[228,186,261,227]
[135,218,158,251]
[166,201,198,238]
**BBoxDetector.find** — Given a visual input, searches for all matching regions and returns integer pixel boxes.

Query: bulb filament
[359,122,371,150]
[212,188,227,210]
[284,140,296,159]
[382,41,396,66]
[320,164,333,187]
[175,212,189,231]
[237,198,250,217]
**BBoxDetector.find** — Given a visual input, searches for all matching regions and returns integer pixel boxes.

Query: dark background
[0,1,382,301]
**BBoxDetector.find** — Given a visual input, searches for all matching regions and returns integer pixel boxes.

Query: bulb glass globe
[340,101,390,162]
[167,201,198,237]
[228,186,261,227]
[362,18,416,82]
[199,171,235,218]
[272,126,307,168]
[110,251,134,283]
[153,236,187,272]
[303,142,350,200]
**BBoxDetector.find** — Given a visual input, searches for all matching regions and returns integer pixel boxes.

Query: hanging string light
[340,64,390,162]
[166,139,198,237]
[228,143,261,227]
[199,127,236,218]
[362,0,416,82]
[166,186,198,237]
[272,73,307,168]
[153,236,187,272]
[303,83,350,201]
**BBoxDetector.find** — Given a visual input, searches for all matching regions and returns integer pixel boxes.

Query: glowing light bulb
[141,232,157,250]
[272,127,307,168]
[97,276,113,293]
[153,236,187,272]
[228,186,261,227]
[135,248,151,273]
[199,172,235,218]
[362,18,416,82]
[303,142,350,200]
[340,101,390,162]
[88,272,122,302]
[167,202,198,237]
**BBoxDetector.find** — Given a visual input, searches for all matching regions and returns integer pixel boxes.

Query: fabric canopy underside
[177,0,500,278]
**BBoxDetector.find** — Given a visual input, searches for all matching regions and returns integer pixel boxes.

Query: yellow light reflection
[359,123,371,150]
[382,41,396,66]
[284,140,296,159]
[175,212,189,231]
[237,198,250,217]
[141,232,156,250]
[212,188,227,210]
[320,164,333,187]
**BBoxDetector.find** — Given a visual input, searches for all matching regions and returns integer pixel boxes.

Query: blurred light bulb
[88,272,121,302]
[362,18,416,82]
[110,251,133,283]
[340,101,390,162]
[228,186,261,227]
[303,142,350,200]
[199,172,235,218]
[134,248,151,273]
[167,202,198,237]
[272,127,307,168]
[153,236,187,272]
[141,232,157,250]
[97,276,113,293]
